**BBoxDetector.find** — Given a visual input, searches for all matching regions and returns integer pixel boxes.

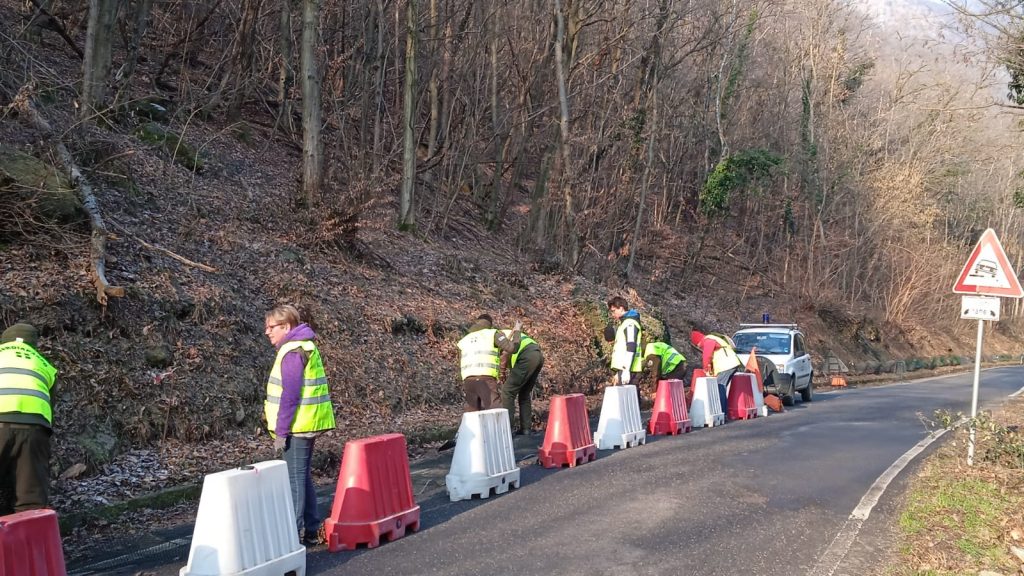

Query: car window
[794,334,805,355]
[732,332,791,355]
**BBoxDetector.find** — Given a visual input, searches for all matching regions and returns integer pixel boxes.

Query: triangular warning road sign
[952,228,1024,298]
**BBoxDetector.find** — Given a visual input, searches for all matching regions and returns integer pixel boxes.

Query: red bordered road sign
[952,228,1024,298]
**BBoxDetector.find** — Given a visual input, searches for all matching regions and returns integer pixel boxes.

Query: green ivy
[700,149,783,217]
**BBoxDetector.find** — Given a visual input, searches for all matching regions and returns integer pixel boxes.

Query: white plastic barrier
[595,384,647,450]
[749,374,768,417]
[690,377,726,428]
[445,408,521,501]
[180,460,305,576]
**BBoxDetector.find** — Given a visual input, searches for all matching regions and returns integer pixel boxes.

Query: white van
[732,324,813,406]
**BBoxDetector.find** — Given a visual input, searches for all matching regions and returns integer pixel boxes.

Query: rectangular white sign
[961,295,1000,321]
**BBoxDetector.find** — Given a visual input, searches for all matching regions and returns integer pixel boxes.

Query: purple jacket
[273,323,317,438]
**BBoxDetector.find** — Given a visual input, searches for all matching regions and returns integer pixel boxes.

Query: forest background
[3,0,1024,514]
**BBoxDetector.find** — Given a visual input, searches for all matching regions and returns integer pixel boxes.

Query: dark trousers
[283,436,319,535]
[716,366,740,418]
[502,346,544,433]
[0,423,51,515]
[463,376,501,411]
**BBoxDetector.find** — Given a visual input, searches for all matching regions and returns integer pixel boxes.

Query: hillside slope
[1,0,1022,518]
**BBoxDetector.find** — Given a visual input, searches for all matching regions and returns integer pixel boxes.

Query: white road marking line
[808,421,960,576]
[1010,385,1024,398]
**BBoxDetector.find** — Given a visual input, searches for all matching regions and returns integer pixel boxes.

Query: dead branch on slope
[8,84,125,307]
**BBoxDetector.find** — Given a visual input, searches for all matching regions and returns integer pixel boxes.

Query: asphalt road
[111,367,1024,576]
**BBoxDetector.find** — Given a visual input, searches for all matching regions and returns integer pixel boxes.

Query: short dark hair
[607,296,629,310]
[475,314,494,327]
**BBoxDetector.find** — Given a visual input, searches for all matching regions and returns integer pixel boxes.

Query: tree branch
[10,84,125,307]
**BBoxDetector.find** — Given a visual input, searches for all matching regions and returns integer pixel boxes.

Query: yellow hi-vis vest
[612,318,643,372]
[644,342,685,375]
[0,341,57,427]
[500,330,538,368]
[706,334,741,376]
[264,340,335,437]
[458,329,500,379]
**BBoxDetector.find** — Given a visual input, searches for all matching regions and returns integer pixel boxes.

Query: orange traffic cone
[745,347,764,393]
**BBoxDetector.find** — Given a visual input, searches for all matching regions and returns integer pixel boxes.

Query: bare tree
[81,0,119,119]
[301,0,323,205]
[398,0,417,230]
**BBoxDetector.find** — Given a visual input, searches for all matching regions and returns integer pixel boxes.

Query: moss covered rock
[134,122,203,172]
[0,149,83,230]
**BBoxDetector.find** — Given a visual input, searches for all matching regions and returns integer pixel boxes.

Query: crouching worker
[458,314,517,412]
[500,324,544,436]
[690,328,742,418]
[0,323,57,515]
[642,341,687,394]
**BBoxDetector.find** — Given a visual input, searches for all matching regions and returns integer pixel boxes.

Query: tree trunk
[226,0,263,120]
[398,0,417,230]
[112,0,153,106]
[487,4,504,230]
[553,0,578,266]
[626,87,658,277]
[277,0,295,133]
[372,0,386,174]
[300,0,322,205]
[427,0,440,158]
[81,0,118,119]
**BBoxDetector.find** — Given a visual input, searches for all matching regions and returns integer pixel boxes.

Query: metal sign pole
[967,318,984,466]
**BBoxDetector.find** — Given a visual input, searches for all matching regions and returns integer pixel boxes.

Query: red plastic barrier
[538,394,597,468]
[648,379,692,435]
[0,509,66,576]
[727,374,758,420]
[325,433,421,552]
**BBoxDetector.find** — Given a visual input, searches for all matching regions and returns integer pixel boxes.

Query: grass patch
[890,400,1024,575]
[58,483,201,536]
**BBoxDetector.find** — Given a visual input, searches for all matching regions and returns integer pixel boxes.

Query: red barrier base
[727,374,758,420]
[0,509,66,576]
[538,443,597,468]
[538,394,597,468]
[648,379,692,435]
[325,433,422,552]
[326,509,421,551]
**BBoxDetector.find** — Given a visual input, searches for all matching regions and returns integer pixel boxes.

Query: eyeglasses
[265,323,284,332]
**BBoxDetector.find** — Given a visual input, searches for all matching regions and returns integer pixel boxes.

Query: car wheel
[800,372,814,402]
[782,393,795,406]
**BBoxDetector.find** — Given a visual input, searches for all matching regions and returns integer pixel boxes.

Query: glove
[513,320,523,332]
[619,370,631,385]
[273,436,287,452]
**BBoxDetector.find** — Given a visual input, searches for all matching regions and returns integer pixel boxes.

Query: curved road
[123,367,1024,575]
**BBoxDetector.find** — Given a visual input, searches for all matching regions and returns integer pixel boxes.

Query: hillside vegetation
[2,0,1024,510]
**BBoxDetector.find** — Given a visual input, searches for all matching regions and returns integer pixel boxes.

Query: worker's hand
[619,370,631,385]
[514,320,523,332]
[273,436,287,453]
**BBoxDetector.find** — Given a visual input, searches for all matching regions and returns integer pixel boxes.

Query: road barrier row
[4,359,799,575]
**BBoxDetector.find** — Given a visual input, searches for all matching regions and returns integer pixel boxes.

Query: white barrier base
[749,375,768,417]
[446,408,521,502]
[181,460,305,576]
[595,385,647,450]
[691,377,726,428]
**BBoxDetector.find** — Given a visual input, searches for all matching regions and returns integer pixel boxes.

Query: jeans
[283,436,319,535]
[716,367,739,418]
